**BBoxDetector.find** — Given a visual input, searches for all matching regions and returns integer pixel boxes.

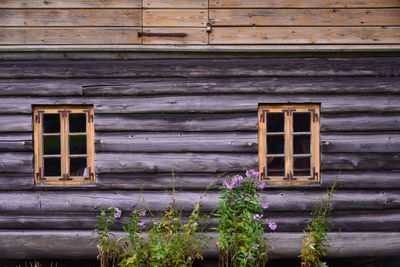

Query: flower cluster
[222,174,244,189]
[113,207,122,219]
[132,208,147,227]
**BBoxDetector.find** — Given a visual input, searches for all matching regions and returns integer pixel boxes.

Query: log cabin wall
[0,57,399,259]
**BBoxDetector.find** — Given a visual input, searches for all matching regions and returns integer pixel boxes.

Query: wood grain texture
[0,9,141,27]
[143,0,208,8]
[0,28,142,45]
[143,10,207,27]
[142,28,207,44]
[210,9,400,26]
[0,95,399,114]
[209,0,400,8]
[210,27,400,44]
[1,58,399,78]
[0,0,141,8]
[2,77,400,96]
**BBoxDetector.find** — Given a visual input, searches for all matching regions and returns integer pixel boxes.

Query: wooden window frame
[33,105,95,185]
[258,103,320,185]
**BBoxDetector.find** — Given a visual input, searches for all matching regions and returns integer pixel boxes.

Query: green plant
[95,207,125,267]
[300,181,336,267]
[215,170,275,267]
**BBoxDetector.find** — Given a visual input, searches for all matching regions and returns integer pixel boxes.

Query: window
[33,106,95,185]
[258,104,320,184]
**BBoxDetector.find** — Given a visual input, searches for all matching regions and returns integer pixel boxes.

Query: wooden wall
[0,0,399,45]
[0,57,400,259]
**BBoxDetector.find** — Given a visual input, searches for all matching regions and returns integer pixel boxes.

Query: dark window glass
[44,157,61,176]
[69,135,87,154]
[293,113,310,132]
[294,157,311,176]
[43,136,61,155]
[69,114,86,133]
[70,157,87,177]
[266,113,284,132]
[266,157,285,176]
[267,135,284,154]
[294,135,310,154]
[43,114,60,133]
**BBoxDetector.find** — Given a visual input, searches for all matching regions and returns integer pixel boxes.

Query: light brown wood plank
[210,0,400,8]
[143,10,207,27]
[0,28,142,45]
[210,9,400,26]
[0,0,141,8]
[143,0,208,8]
[142,28,207,44]
[210,27,400,44]
[0,9,141,27]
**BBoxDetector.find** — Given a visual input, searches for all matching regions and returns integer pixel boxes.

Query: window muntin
[33,106,95,185]
[258,104,320,184]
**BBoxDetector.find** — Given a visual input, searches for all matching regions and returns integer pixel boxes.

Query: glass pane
[267,135,284,154]
[43,157,61,176]
[43,136,60,155]
[266,157,285,176]
[294,157,311,177]
[43,114,60,133]
[293,112,310,132]
[294,135,310,154]
[70,157,87,177]
[266,113,284,132]
[69,113,86,133]
[69,135,87,154]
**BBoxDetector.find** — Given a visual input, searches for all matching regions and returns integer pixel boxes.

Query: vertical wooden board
[0,0,141,8]
[209,27,400,44]
[209,0,400,8]
[143,10,207,27]
[0,28,142,45]
[142,28,207,44]
[0,9,142,27]
[143,0,208,8]
[209,9,400,26]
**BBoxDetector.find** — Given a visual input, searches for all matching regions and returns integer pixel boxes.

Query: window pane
[294,157,311,176]
[43,114,60,133]
[44,157,61,176]
[70,157,87,177]
[43,136,60,155]
[69,135,87,154]
[267,135,284,154]
[266,157,285,176]
[293,112,310,132]
[266,113,284,132]
[294,135,310,154]
[69,113,86,133]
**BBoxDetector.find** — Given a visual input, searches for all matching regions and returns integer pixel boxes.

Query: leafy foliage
[215,170,275,267]
[300,182,336,267]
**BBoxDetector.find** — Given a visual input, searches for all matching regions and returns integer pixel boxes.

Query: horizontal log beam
[0,190,398,212]
[0,231,399,259]
[0,95,399,114]
[1,58,399,78]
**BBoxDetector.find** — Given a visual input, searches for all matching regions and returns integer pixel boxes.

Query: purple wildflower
[137,221,145,227]
[262,202,269,209]
[258,182,266,190]
[223,175,244,189]
[252,245,259,250]
[251,214,263,220]
[113,208,122,219]
[139,209,146,217]
[132,209,137,214]
[268,221,277,231]
[246,169,259,179]
[243,252,252,259]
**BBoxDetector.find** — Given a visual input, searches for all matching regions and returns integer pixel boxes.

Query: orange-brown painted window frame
[258,104,320,185]
[33,105,95,185]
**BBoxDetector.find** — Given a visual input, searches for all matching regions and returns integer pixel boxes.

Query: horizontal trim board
[1,171,400,190]
[0,9,142,27]
[2,77,400,96]
[209,0,400,8]
[210,9,400,26]
[210,27,400,44]
[0,28,142,45]
[143,10,207,27]
[1,58,399,78]
[143,0,208,8]
[0,95,399,114]
[0,113,399,133]
[1,132,399,153]
[0,0,141,8]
